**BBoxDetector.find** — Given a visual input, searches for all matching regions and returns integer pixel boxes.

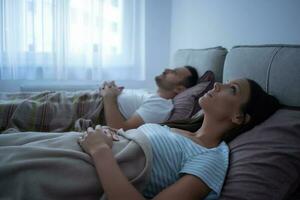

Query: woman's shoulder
[215,141,229,156]
[204,141,229,164]
[201,141,229,160]
[185,141,229,164]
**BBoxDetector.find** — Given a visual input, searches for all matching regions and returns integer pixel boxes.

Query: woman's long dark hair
[223,79,281,142]
[163,79,281,143]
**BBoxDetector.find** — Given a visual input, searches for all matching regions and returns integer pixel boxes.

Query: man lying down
[0,66,199,133]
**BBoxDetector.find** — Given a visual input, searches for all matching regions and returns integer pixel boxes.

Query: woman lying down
[0,79,280,200]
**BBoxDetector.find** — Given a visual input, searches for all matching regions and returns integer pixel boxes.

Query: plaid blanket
[0,90,105,133]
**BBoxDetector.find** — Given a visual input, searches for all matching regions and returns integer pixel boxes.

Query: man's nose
[163,68,172,75]
[165,68,172,73]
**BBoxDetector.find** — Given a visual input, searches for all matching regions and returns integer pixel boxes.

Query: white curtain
[0,0,144,81]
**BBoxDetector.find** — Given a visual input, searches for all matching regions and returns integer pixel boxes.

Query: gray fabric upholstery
[223,45,300,107]
[172,46,227,82]
[221,44,300,200]
[220,109,300,200]
[269,47,300,107]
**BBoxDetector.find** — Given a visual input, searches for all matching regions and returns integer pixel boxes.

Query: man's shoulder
[122,89,152,95]
[144,94,173,104]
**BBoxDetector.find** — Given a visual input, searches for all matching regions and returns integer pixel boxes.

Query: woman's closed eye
[230,85,237,95]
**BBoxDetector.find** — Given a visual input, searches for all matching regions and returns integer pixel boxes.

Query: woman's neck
[194,115,232,148]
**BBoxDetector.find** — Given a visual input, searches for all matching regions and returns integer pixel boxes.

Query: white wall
[170,0,300,58]
[144,0,172,90]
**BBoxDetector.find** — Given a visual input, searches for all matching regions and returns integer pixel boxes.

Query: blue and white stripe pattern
[138,123,229,200]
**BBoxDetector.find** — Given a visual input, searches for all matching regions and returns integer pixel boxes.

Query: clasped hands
[100,81,124,98]
[78,125,120,156]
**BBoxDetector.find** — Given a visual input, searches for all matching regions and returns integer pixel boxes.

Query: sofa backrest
[223,45,300,107]
[172,46,227,82]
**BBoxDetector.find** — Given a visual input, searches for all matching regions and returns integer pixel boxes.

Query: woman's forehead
[230,79,248,86]
[231,79,251,101]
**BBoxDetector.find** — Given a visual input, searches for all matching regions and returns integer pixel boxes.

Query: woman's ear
[243,114,251,124]
[232,113,251,125]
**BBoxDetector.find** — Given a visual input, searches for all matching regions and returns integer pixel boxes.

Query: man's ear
[232,113,251,125]
[174,85,187,94]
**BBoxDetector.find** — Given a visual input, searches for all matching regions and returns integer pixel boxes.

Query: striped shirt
[138,124,229,200]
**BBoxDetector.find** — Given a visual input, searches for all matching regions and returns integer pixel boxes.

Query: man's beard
[155,75,174,91]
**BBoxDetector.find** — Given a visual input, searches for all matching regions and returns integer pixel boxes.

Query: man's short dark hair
[181,66,199,88]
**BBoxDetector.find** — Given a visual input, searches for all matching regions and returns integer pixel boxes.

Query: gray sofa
[173,45,300,200]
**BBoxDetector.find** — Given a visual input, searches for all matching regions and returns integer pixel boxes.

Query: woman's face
[199,79,251,124]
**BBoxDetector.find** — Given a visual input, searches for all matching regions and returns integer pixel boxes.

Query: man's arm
[101,83,144,130]
[103,94,144,130]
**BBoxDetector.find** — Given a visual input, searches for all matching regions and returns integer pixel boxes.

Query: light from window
[25,0,53,52]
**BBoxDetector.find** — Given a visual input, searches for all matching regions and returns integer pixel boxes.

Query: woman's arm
[93,148,210,200]
[153,174,211,200]
[92,146,145,200]
[79,126,211,200]
[79,126,145,200]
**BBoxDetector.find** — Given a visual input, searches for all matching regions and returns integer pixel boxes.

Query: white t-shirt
[117,89,173,123]
[138,124,229,199]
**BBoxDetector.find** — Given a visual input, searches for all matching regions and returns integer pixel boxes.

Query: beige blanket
[0,129,152,200]
[0,90,105,133]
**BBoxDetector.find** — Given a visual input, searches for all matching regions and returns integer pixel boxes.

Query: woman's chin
[198,96,206,107]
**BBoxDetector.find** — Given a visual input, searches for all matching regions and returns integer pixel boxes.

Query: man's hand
[100,81,114,89]
[100,81,124,99]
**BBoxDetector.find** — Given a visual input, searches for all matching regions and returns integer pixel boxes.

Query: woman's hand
[78,125,118,156]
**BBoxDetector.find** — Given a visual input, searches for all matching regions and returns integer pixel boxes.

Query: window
[0,0,145,80]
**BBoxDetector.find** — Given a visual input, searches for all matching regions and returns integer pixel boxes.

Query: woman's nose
[213,82,222,92]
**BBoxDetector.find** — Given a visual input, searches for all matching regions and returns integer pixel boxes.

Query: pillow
[197,69,215,83]
[167,71,214,121]
[219,109,300,200]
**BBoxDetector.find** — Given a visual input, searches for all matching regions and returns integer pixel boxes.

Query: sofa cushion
[167,71,214,121]
[223,45,300,107]
[172,46,227,82]
[219,109,300,200]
